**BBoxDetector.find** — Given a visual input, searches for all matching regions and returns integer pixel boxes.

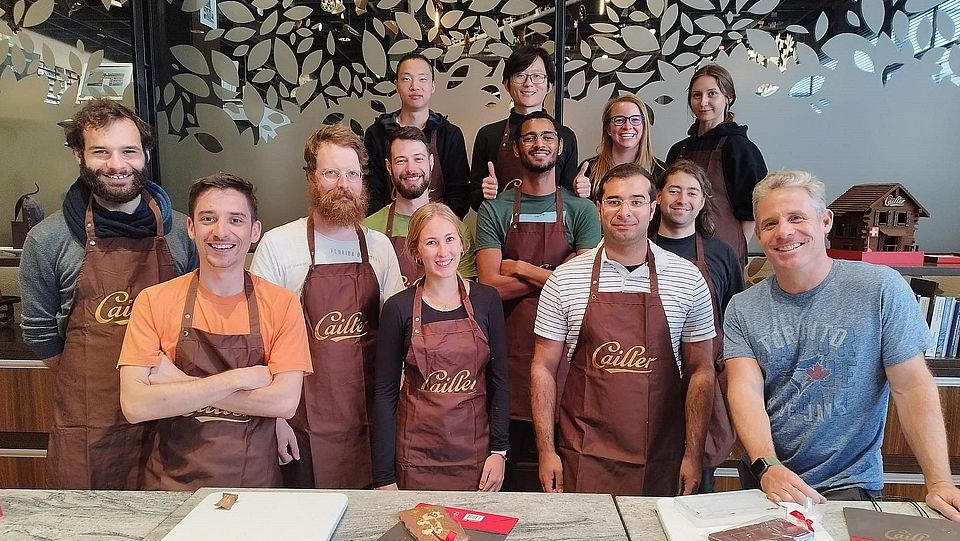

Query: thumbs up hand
[482,161,499,200]
[573,161,592,199]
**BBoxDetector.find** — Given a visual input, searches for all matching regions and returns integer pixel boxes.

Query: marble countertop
[0,489,190,541]
[145,488,626,541]
[615,496,943,541]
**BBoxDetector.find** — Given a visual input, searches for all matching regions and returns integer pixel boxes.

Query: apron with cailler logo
[143,272,280,490]
[47,193,177,489]
[494,120,524,193]
[503,188,572,421]
[396,278,491,490]
[678,135,747,263]
[284,219,380,488]
[558,246,685,496]
[385,203,422,288]
[690,234,735,468]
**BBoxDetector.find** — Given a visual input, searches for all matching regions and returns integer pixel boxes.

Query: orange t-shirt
[118,272,312,375]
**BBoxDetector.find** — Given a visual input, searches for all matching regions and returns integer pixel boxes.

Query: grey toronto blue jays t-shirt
[723,260,931,491]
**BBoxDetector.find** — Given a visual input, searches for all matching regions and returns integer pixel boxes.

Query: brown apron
[502,188,573,421]
[46,193,177,489]
[494,120,524,193]
[678,135,747,263]
[689,234,736,468]
[396,278,491,490]
[558,247,685,496]
[385,203,422,288]
[143,272,281,490]
[284,218,380,488]
[427,130,445,202]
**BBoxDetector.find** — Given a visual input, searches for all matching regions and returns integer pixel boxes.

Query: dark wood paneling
[0,367,55,432]
[882,386,960,474]
[0,456,45,488]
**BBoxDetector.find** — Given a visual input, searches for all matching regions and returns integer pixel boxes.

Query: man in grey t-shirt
[724,170,960,520]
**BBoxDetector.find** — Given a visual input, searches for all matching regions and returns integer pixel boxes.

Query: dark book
[843,507,960,540]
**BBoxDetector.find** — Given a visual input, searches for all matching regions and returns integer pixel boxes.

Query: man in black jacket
[363,53,471,218]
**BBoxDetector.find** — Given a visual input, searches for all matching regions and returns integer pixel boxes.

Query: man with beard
[363,53,471,218]
[531,163,715,497]
[364,126,477,286]
[475,111,600,490]
[19,99,197,489]
[251,123,404,488]
[652,159,744,493]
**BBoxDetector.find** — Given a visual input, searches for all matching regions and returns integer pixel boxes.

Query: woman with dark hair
[666,64,767,263]
[371,203,509,491]
[573,94,664,200]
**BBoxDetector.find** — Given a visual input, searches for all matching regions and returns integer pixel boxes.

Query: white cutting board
[656,497,835,541]
[162,491,348,541]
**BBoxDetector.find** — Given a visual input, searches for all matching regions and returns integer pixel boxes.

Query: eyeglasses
[510,72,548,85]
[609,115,644,127]
[317,168,363,183]
[601,197,649,210]
[519,131,559,145]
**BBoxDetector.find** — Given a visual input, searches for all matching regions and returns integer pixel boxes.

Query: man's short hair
[387,126,431,159]
[64,99,154,153]
[188,172,259,222]
[511,110,559,142]
[503,45,554,86]
[659,159,716,237]
[596,163,655,201]
[752,170,827,219]
[395,52,434,80]
[303,123,368,175]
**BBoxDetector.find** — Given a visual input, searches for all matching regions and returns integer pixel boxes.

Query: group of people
[18,42,960,521]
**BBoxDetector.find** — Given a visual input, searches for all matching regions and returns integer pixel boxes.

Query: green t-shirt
[475,187,602,252]
[364,205,478,278]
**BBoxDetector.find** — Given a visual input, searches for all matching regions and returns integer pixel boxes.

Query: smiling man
[19,99,197,489]
[364,126,477,286]
[363,53,471,217]
[469,45,578,210]
[251,123,403,489]
[117,173,310,490]
[653,159,744,492]
[724,170,960,519]
[475,111,600,490]
[531,163,715,496]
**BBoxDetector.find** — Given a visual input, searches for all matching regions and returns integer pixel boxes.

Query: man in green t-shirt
[475,111,600,491]
[364,126,477,287]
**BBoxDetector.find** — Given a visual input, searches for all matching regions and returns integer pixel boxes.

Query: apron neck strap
[182,271,261,335]
[411,276,473,335]
[694,232,705,262]
[386,203,398,236]
[355,225,370,264]
[305,216,369,265]
[144,190,164,237]
[590,244,659,294]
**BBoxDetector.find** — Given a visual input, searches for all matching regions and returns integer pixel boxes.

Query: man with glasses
[362,53,471,218]
[468,45,579,210]
[531,163,716,496]
[251,123,404,488]
[476,111,600,490]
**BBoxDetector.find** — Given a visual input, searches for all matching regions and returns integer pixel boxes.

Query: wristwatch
[750,456,781,480]
[490,450,508,460]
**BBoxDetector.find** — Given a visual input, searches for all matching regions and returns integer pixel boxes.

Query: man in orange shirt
[118,173,311,490]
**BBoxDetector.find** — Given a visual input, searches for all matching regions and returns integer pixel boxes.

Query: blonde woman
[573,94,663,200]
[371,203,509,491]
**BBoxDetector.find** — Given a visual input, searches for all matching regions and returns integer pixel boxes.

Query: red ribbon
[432,531,457,541]
[789,510,815,532]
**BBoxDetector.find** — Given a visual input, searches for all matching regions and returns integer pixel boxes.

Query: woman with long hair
[665,64,767,263]
[371,203,509,491]
[573,94,663,200]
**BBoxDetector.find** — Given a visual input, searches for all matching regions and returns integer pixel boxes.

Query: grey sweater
[18,210,198,358]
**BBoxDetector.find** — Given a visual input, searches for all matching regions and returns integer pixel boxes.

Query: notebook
[843,507,960,541]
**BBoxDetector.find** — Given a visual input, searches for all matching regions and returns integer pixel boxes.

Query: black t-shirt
[653,233,745,318]
[371,282,509,487]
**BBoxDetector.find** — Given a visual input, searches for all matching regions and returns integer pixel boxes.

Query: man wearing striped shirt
[531,163,716,496]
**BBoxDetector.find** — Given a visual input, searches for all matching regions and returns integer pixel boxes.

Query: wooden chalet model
[828,183,929,252]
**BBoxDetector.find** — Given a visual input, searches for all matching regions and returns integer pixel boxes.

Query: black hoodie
[363,110,471,218]
[665,121,767,222]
